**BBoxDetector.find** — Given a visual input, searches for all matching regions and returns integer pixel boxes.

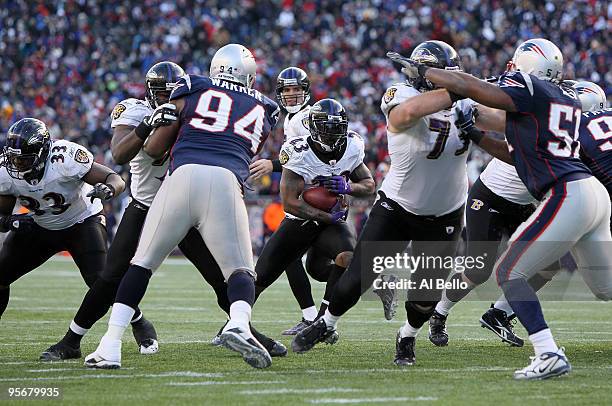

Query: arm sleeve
[497,72,535,113]
[272,159,282,172]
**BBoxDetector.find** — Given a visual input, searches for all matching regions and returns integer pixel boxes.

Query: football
[302,186,339,212]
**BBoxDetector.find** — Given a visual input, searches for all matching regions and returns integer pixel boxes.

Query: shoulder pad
[170,74,211,100]
[380,83,420,117]
[51,140,94,179]
[280,136,309,165]
[111,98,150,128]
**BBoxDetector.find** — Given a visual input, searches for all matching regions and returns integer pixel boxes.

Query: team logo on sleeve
[279,150,290,165]
[301,116,309,130]
[383,87,397,104]
[74,149,90,164]
[111,103,126,120]
[499,77,525,88]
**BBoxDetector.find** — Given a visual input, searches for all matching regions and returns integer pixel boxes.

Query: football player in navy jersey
[85,44,280,370]
[477,79,611,345]
[574,81,611,199]
[403,38,612,380]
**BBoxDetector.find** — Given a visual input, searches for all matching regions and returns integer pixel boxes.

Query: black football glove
[455,106,483,145]
[144,103,178,128]
[86,183,116,203]
[135,103,178,140]
[0,213,35,233]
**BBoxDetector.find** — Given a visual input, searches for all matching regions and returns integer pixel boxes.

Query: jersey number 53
[189,90,266,154]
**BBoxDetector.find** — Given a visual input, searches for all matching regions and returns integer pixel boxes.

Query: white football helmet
[572,80,607,112]
[508,38,563,82]
[209,44,257,89]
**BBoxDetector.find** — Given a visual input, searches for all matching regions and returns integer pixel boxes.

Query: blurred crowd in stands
[1,0,609,244]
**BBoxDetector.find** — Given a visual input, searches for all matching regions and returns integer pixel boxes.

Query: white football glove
[143,103,178,128]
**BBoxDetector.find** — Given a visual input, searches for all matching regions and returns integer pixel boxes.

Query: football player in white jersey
[0,118,125,324]
[249,67,354,334]
[42,61,286,361]
[253,99,375,338]
[292,41,478,365]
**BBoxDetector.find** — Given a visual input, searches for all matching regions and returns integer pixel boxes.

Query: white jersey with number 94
[380,82,474,216]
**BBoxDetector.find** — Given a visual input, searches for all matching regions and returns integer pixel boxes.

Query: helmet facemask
[309,117,348,153]
[278,84,310,114]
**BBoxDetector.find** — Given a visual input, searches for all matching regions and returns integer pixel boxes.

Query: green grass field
[1,257,611,405]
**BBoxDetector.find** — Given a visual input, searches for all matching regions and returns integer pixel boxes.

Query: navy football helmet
[1,118,51,182]
[409,40,462,91]
[276,67,311,114]
[145,61,185,109]
[308,99,348,152]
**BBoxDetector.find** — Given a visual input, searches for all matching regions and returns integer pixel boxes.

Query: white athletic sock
[435,290,456,316]
[106,303,135,340]
[322,309,339,329]
[529,328,558,357]
[399,320,420,338]
[229,300,252,329]
[493,296,514,317]
[69,320,89,336]
[302,306,317,322]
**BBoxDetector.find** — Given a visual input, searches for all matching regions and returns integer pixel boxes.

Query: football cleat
[84,335,122,369]
[428,310,449,347]
[131,317,159,354]
[480,305,524,347]
[40,342,82,361]
[394,331,416,366]
[282,318,313,335]
[251,327,288,357]
[514,348,571,380]
[291,318,338,353]
[211,320,228,346]
[373,275,398,320]
[218,325,272,369]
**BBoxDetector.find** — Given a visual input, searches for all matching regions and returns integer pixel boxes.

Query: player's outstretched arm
[388,89,453,132]
[144,99,184,159]
[83,162,126,199]
[423,69,517,112]
[110,124,145,165]
[281,168,334,223]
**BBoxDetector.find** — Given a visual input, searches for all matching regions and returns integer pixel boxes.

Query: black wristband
[449,91,466,103]
[271,159,282,172]
[134,120,152,141]
[0,215,9,233]
[466,128,484,145]
[105,184,116,198]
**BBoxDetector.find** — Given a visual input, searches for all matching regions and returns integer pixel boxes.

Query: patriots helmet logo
[519,42,549,60]
[575,86,598,95]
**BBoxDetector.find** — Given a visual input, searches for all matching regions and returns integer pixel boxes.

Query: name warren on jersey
[280,131,365,220]
[0,140,102,230]
[110,98,168,207]
[380,82,474,216]
[168,75,279,184]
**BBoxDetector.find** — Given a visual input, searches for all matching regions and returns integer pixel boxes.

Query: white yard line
[0,371,223,382]
[167,380,285,386]
[239,388,363,395]
[309,396,437,404]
